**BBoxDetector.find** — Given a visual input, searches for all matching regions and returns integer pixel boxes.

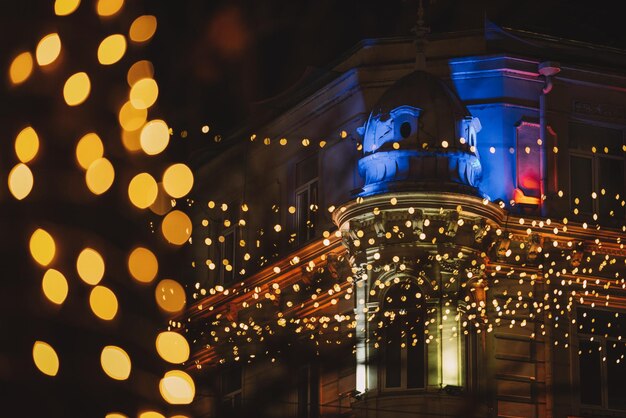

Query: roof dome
[357,70,483,197]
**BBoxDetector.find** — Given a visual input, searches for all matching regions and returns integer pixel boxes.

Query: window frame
[295,178,319,246]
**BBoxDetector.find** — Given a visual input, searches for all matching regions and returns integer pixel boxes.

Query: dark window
[400,122,412,139]
[221,228,236,284]
[297,364,319,418]
[295,155,319,246]
[221,363,243,414]
[579,339,602,406]
[570,156,593,214]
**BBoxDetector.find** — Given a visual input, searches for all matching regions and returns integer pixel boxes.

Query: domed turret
[357,70,482,196]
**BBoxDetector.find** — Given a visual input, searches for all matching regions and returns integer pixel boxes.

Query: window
[381,281,426,389]
[295,156,318,245]
[569,124,625,219]
[220,228,236,285]
[297,364,319,418]
[221,362,243,414]
[577,307,626,410]
[515,121,541,201]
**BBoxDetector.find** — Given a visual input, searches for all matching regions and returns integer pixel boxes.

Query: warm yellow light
[76,248,105,285]
[121,129,141,152]
[127,60,154,86]
[89,285,118,320]
[128,247,158,283]
[129,15,157,43]
[85,157,115,195]
[130,78,158,109]
[140,119,169,155]
[8,163,34,200]
[162,163,194,199]
[42,269,68,305]
[75,132,104,170]
[138,412,165,418]
[9,52,34,85]
[33,341,59,376]
[155,331,190,364]
[15,126,39,163]
[36,33,62,66]
[150,182,172,215]
[55,0,80,15]
[96,0,124,16]
[29,229,56,266]
[159,370,195,404]
[128,173,158,209]
[118,101,147,132]
[97,34,126,65]
[63,72,91,106]
[100,345,131,380]
[105,414,127,418]
[161,210,192,246]
[155,279,186,313]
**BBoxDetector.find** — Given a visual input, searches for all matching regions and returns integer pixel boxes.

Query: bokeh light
[155,331,190,364]
[138,412,165,418]
[54,0,80,16]
[96,0,124,17]
[155,279,186,313]
[75,132,104,169]
[85,157,115,195]
[105,414,128,418]
[100,345,131,380]
[14,126,39,163]
[42,269,69,305]
[127,247,158,283]
[162,163,194,199]
[118,101,147,132]
[76,248,105,285]
[63,72,91,106]
[126,60,154,86]
[8,163,34,200]
[159,370,195,404]
[29,228,56,266]
[97,34,126,65]
[129,15,157,43]
[129,78,158,109]
[161,210,192,245]
[121,128,141,152]
[35,33,62,66]
[149,182,171,215]
[140,119,169,155]
[32,341,59,376]
[89,285,118,320]
[128,172,158,209]
[9,51,34,85]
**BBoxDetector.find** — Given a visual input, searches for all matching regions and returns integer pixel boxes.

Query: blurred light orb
[33,341,59,376]
[161,210,192,245]
[15,126,39,163]
[9,52,34,84]
[130,78,158,109]
[63,72,91,106]
[149,182,171,215]
[162,163,194,199]
[129,15,157,43]
[76,248,105,285]
[118,101,147,131]
[155,331,190,364]
[8,163,34,200]
[42,269,69,305]
[55,0,80,15]
[155,279,186,313]
[159,370,195,404]
[36,33,62,66]
[96,0,124,16]
[128,172,158,209]
[76,132,104,169]
[126,60,154,87]
[138,412,165,418]
[29,228,56,266]
[89,285,118,320]
[97,34,126,65]
[128,247,158,283]
[140,119,169,155]
[85,157,115,195]
[100,345,131,380]
[121,129,141,152]
[105,414,127,418]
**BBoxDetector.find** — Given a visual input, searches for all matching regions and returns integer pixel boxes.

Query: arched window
[381,281,426,389]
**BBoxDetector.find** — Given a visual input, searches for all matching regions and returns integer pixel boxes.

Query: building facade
[185,23,626,418]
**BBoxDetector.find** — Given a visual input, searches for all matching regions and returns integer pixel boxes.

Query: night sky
[0,0,625,416]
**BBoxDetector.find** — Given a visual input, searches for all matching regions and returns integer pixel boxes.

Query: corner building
[188,24,626,418]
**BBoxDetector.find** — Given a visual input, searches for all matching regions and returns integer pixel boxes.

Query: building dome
[357,70,482,196]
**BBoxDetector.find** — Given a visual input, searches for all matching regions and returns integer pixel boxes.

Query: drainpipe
[538,62,561,217]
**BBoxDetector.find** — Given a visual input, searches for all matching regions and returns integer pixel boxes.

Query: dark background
[0,0,624,416]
